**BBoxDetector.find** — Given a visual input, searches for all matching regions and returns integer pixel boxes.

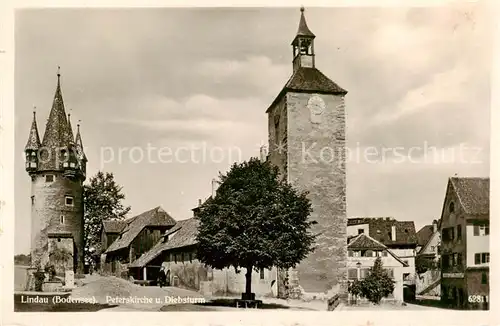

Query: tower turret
[27,68,86,275]
[74,122,87,179]
[292,7,316,73]
[24,108,41,173]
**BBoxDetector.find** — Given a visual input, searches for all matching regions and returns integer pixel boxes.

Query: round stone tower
[25,70,87,274]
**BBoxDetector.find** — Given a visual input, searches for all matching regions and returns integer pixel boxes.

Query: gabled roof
[347,233,408,267]
[348,217,418,247]
[105,206,176,253]
[348,233,385,250]
[25,111,41,151]
[129,218,199,268]
[102,220,126,233]
[416,225,434,247]
[267,67,347,113]
[418,230,440,257]
[450,177,489,216]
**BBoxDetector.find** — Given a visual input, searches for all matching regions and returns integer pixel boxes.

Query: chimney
[211,178,219,197]
[432,220,438,233]
[391,225,396,241]
[259,145,268,162]
[198,199,202,206]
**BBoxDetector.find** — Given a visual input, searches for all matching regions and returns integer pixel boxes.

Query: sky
[15,5,491,254]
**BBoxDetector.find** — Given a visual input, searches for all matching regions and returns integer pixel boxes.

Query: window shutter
[485,226,490,235]
[474,226,479,236]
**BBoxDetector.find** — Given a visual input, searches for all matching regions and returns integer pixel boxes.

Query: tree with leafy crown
[83,171,130,264]
[348,257,395,304]
[195,157,316,299]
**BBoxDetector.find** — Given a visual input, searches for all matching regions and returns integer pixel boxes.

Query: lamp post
[353,261,362,304]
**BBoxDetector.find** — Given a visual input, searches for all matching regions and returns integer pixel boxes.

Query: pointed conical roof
[75,123,87,161]
[41,72,72,149]
[294,7,315,41]
[67,113,75,143]
[25,110,41,151]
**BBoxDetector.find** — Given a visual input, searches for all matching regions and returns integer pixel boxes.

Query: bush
[348,257,395,304]
[34,269,45,291]
[416,255,438,274]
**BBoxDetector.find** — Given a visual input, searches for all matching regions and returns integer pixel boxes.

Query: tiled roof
[67,114,75,144]
[75,124,87,162]
[267,67,347,113]
[348,234,385,250]
[347,233,408,267]
[451,177,489,216]
[416,225,434,246]
[105,206,176,253]
[348,217,418,246]
[25,112,41,151]
[102,220,126,233]
[286,67,347,94]
[39,74,74,170]
[129,218,199,268]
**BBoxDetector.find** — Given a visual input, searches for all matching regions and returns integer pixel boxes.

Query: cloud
[371,64,472,124]
[197,56,289,97]
[108,94,268,147]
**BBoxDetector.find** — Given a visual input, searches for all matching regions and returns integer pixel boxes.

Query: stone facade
[268,93,347,296]
[286,92,347,294]
[31,173,84,273]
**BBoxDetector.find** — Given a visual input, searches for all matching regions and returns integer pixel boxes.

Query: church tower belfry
[25,69,86,275]
[266,8,348,299]
[292,7,316,72]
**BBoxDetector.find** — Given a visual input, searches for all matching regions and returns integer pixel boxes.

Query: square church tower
[266,7,347,297]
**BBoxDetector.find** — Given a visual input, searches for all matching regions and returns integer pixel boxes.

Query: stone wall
[161,259,277,297]
[416,269,441,296]
[31,172,84,273]
[285,92,347,295]
[47,237,74,274]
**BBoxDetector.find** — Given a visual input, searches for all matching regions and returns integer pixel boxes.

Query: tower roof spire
[41,66,72,148]
[25,106,41,151]
[75,120,87,162]
[67,112,74,142]
[295,6,315,39]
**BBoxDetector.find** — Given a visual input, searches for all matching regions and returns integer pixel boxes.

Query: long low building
[128,217,278,297]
